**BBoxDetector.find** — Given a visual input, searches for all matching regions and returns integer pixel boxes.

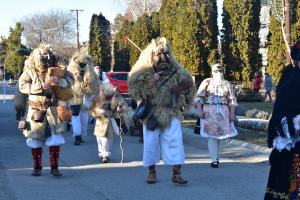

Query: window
[111,73,128,81]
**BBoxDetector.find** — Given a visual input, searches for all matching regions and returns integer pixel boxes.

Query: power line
[70,9,84,51]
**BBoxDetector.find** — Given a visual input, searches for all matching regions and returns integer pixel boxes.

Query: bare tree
[111,10,134,33]
[21,10,77,62]
[115,0,162,19]
[271,0,292,61]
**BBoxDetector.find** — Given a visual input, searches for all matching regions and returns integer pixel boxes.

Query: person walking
[18,44,73,177]
[89,84,128,163]
[194,63,238,168]
[67,49,99,145]
[264,73,273,102]
[128,37,195,184]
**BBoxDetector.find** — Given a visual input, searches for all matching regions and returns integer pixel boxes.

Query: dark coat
[268,66,300,147]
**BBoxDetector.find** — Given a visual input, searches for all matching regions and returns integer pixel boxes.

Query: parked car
[106,72,128,95]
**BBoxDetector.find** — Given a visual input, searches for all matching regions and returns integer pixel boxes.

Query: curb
[227,139,271,154]
[183,127,271,154]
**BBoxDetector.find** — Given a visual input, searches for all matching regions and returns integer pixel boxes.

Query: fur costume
[18,43,72,177]
[128,37,195,129]
[89,84,128,137]
[14,61,29,121]
[67,48,100,144]
[14,83,28,120]
[89,84,128,161]
[67,49,99,106]
[19,44,73,139]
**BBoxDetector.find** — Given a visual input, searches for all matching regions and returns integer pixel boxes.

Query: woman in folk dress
[195,63,238,168]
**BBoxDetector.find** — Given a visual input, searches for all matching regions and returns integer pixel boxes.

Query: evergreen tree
[267,0,300,83]
[88,13,112,72]
[221,8,242,81]
[160,0,219,77]
[151,12,160,38]
[5,22,25,76]
[98,13,112,72]
[159,0,178,42]
[89,14,102,67]
[198,0,219,77]
[129,14,153,66]
[113,21,134,71]
[160,0,200,74]
[0,39,7,67]
[221,0,261,82]
[291,0,300,42]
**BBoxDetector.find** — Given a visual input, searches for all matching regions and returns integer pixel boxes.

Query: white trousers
[143,118,185,167]
[26,128,65,148]
[208,138,221,162]
[96,136,113,158]
[71,110,89,137]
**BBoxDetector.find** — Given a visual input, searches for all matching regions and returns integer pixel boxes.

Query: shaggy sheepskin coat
[128,37,195,129]
[89,84,128,137]
[67,49,99,106]
[19,44,73,139]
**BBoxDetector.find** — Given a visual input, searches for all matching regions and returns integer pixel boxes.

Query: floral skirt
[200,104,238,139]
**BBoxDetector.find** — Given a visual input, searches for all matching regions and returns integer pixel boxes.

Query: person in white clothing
[67,48,99,145]
[89,84,128,163]
[128,37,195,184]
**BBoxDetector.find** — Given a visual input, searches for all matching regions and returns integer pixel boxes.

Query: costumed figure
[94,65,110,84]
[14,60,29,121]
[18,44,73,177]
[194,63,238,168]
[128,37,195,184]
[89,84,128,163]
[265,41,300,200]
[67,49,99,145]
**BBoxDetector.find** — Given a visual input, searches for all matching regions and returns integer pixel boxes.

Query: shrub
[237,89,264,102]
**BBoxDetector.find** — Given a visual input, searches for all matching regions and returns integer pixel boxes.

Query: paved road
[0,100,271,200]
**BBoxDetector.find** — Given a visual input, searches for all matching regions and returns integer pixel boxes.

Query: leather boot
[31,147,43,176]
[79,135,85,143]
[74,136,81,145]
[147,165,157,184]
[49,146,62,177]
[172,165,188,184]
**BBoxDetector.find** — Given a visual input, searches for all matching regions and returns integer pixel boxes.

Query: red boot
[31,147,43,176]
[49,146,62,177]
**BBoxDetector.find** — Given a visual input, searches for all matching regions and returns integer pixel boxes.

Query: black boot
[74,136,81,145]
[79,135,85,143]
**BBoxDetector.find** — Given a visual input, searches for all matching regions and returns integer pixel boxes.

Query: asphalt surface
[0,100,271,200]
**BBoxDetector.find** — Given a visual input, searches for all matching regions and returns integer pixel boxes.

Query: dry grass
[234,127,268,147]
[183,119,268,147]
[238,101,274,114]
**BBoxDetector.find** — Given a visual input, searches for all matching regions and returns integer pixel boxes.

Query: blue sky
[0,0,223,43]
[0,0,127,42]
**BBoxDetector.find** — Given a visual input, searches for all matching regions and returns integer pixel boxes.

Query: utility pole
[39,29,42,44]
[285,0,291,63]
[70,9,84,51]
